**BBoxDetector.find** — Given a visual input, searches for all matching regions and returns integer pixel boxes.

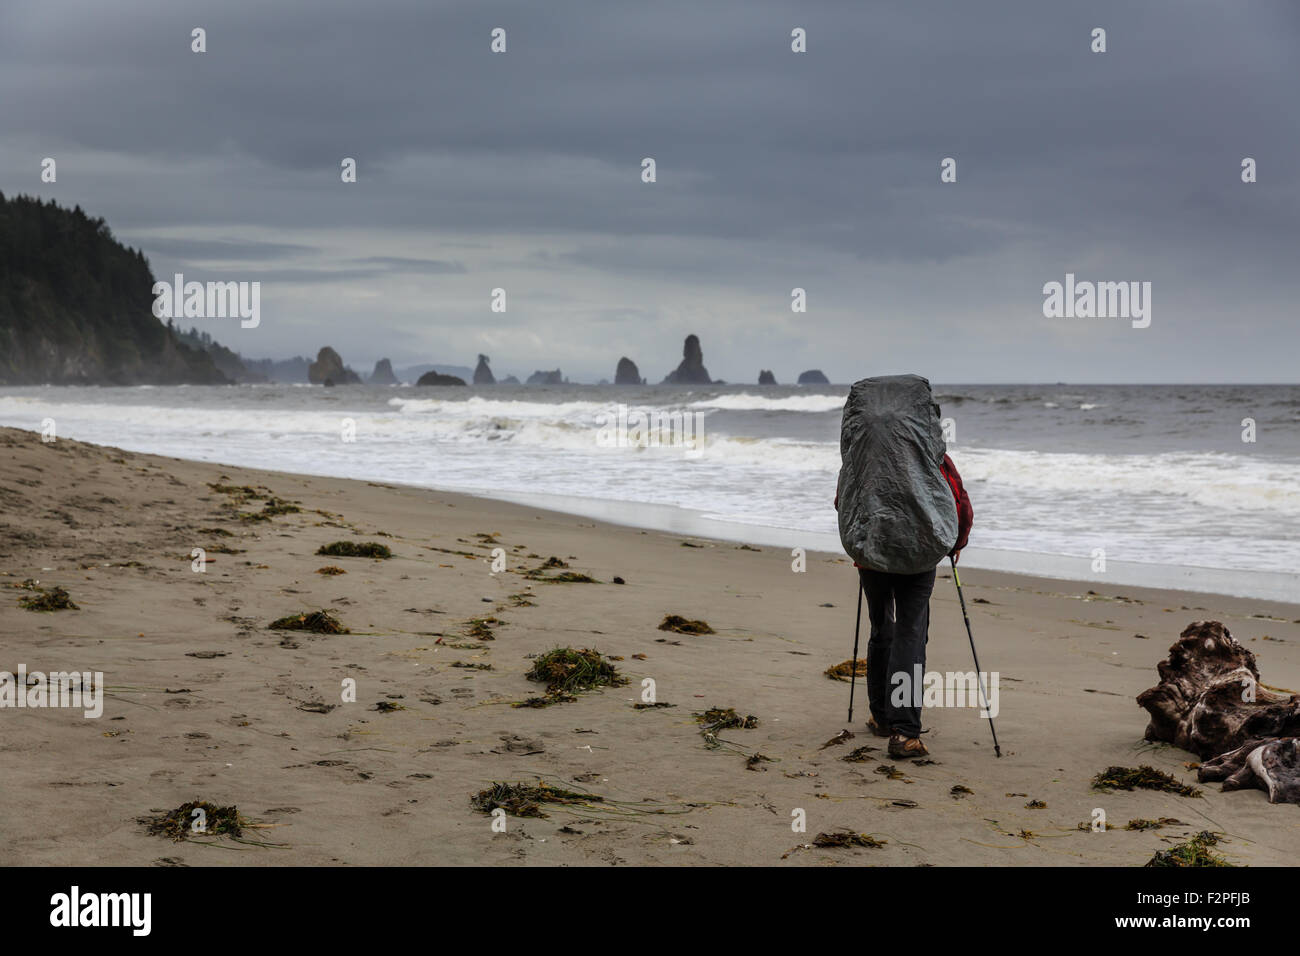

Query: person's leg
[858,567,895,730]
[884,567,936,738]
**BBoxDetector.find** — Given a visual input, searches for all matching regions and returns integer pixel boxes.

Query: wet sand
[2,425,1298,866]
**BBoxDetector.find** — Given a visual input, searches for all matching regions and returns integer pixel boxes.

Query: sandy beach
[2,424,1298,867]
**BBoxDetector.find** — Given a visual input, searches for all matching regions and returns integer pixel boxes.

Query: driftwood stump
[1136,620,1300,804]
[1199,737,1300,804]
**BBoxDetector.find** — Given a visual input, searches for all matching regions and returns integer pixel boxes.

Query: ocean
[2,383,1297,601]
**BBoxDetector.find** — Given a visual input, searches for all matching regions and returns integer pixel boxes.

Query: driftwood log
[1137,620,1300,804]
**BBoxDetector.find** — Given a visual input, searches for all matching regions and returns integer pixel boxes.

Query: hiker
[835,375,972,759]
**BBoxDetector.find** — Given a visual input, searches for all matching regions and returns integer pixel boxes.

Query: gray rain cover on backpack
[837,374,958,574]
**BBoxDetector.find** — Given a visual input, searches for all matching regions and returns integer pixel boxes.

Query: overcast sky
[2,0,1297,383]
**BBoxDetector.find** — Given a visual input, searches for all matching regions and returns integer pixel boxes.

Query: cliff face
[661,334,712,385]
[0,194,228,386]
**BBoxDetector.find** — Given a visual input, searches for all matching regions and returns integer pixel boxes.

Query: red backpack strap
[941,455,973,552]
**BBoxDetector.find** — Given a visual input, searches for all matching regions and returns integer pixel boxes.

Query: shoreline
[2,399,1293,601]
[3,425,1298,867]
[451,487,1300,604]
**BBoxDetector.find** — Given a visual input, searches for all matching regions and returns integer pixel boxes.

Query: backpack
[837,374,958,574]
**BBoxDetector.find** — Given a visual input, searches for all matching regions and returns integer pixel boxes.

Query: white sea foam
[957,448,1300,516]
[3,387,1298,587]
[685,393,848,412]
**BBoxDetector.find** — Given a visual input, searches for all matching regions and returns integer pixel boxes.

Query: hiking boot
[888,733,929,759]
[866,716,892,738]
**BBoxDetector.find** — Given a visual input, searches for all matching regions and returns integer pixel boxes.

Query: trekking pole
[847,575,863,722]
[950,555,1002,757]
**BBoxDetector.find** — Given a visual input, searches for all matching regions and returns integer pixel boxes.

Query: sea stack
[758,370,777,385]
[526,369,564,385]
[615,357,643,385]
[416,370,467,386]
[308,347,362,385]
[661,334,712,385]
[368,358,400,385]
[797,369,830,384]
[473,354,496,385]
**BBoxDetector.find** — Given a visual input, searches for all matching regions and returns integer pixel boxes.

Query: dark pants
[859,566,936,738]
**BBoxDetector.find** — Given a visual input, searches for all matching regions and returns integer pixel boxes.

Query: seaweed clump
[208,482,260,498]
[240,498,302,521]
[658,615,714,635]
[465,618,499,641]
[513,693,577,709]
[18,585,79,612]
[316,541,392,559]
[812,830,886,849]
[524,648,627,702]
[695,707,759,748]
[1092,765,1202,798]
[316,566,347,575]
[269,610,349,634]
[141,800,250,841]
[523,557,598,583]
[825,658,867,681]
[1145,831,1234,867]
[1126,817,1183,831]
[470,781,601,818]
[821,729,856,749]
[695,707,758,731]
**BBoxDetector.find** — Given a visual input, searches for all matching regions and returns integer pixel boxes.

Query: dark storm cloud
[1,0,1297,381]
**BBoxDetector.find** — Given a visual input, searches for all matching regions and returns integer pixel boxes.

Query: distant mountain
[0,194,228,386]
